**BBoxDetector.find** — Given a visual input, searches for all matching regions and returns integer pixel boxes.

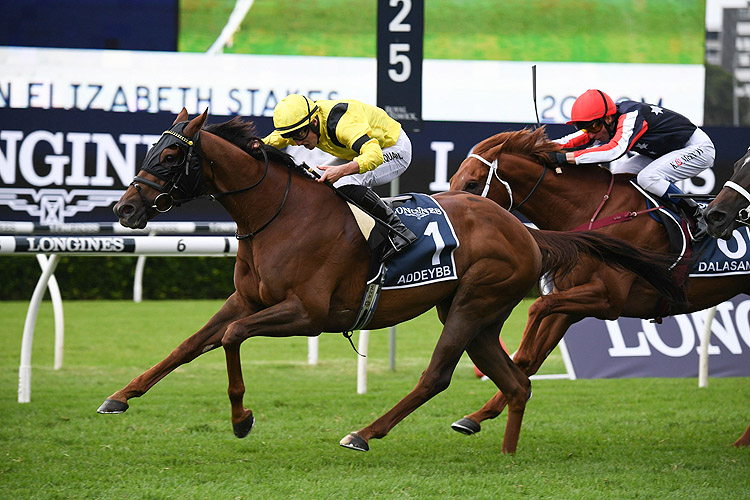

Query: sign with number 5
[377,0,423,133]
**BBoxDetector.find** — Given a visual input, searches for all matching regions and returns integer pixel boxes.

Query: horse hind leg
[339,314,472,452]
[453,282,610,434]
[451,299,561,434]
[735,423,750,447]
[465,325,530,454]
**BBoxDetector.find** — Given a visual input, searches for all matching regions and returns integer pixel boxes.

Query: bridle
[131,124,205,214]
[723,180,750,224]
[721,148,750,225]
[467,152,547,212]
[129,121,291,239]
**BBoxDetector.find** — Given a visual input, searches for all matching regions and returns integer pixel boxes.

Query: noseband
[467,152,547,212]
[723,180,750,224]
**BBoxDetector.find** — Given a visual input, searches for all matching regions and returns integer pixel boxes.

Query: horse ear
[185,108,208,136]
[174,108,189,125]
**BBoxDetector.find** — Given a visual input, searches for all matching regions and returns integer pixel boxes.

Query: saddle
[629,182,696,321]
[343,195,414,335]
[345,194,413,280]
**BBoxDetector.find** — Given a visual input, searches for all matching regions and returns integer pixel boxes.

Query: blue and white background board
[560,295,750,379]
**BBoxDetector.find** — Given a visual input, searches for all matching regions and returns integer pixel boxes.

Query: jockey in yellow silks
[263,94,416,261]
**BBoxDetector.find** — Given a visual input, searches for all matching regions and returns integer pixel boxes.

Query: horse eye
[466,181,479,190]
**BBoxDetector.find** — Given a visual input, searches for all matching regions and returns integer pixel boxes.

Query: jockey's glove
[545,151,567,165]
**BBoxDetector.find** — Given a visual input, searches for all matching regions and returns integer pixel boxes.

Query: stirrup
[380,230,416,262]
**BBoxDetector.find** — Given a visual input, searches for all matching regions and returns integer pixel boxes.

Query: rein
[469,152,546,212]
[471,152,663,231]
[234,167,292,240]
[206,144,293,240]
[723,180,750,224]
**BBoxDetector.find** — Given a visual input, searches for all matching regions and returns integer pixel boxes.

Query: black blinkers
[133,121,204,212]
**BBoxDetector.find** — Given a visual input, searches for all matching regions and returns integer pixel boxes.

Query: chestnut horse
[703,146,750,447]
[450,126,750,447]
[101,111,684,454]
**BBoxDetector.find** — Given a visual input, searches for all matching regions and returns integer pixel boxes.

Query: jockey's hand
[545,151,568,165]
[317,161,360,184]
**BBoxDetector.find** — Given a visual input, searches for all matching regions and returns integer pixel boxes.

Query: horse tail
[528,228,688,309]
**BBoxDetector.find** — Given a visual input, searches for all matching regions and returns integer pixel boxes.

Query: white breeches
[609,128,715,197]
[329,129,412,188]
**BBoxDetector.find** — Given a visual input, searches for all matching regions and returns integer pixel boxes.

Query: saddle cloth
[631,181,750,278]
[382,193,460,290]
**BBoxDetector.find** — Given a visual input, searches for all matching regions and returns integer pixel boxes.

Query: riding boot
[338,185,418,261]
[665,183,707,241]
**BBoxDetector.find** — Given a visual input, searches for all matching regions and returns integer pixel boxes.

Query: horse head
[449,127,561,210]
[704,147,750,240]
[114,108,208,228]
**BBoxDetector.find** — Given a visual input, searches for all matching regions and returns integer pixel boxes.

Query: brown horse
[101,111,684,454]
[450,126,750,447]
[703,146,750,447]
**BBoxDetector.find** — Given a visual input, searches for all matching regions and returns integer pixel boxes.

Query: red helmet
[566,89,617,125]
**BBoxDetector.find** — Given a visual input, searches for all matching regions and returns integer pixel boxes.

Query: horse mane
[474,126,562,166]
[203,117,299,169]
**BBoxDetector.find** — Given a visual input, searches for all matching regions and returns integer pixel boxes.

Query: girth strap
[342,262,386,357]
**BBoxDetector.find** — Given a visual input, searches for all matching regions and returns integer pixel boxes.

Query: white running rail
[206,0,255,55]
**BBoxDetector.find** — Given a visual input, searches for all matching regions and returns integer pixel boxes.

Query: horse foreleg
[454,278,625,432]
[223,342,255,438]
[735,423,750,447]
[220,296,323,438]
[465,327,530,454]
[98,292,250,414]
[453,311,575,433]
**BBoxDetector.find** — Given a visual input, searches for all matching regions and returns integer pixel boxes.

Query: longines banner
[0,108,233,224]
[561,295,750,379]
[0,107,746,225]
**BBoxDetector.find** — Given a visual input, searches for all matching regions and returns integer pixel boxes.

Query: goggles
[282,125,311,141]
[575,119,604,134]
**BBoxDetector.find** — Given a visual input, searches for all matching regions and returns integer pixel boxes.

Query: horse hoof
[233,411,255,438]
[339,432,369,452]
[97,399,129,414]
[451,417,481,435]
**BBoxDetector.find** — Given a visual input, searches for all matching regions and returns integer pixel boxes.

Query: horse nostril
[114,202,135,218]
[704,208,726,224]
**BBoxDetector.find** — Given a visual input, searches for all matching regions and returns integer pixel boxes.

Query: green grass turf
[1,299,748,499]
[179,0,704,64]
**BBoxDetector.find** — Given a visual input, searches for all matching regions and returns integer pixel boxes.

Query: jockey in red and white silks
[550,89,715,200]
